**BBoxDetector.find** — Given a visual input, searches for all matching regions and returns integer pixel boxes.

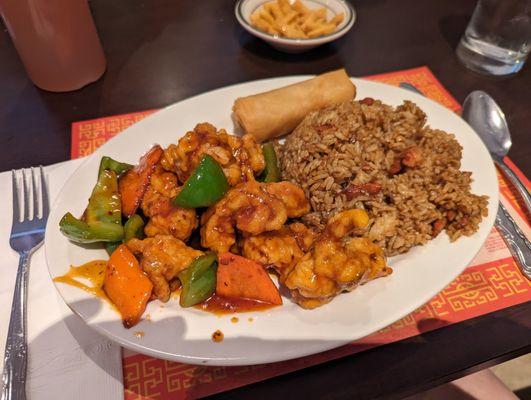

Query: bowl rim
[235,0,356,45]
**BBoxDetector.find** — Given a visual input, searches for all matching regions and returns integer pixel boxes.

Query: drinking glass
[456,0,531,75]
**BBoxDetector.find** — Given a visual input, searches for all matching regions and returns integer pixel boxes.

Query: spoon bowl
[462,91,512,160]
[462,90,530,218]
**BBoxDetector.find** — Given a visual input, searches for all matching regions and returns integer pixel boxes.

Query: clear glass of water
[457,0,531,75]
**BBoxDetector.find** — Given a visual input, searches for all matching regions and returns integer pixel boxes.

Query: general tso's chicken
[282,209,392,309]
[141,166,178,216]
[144,210,198,240]
[141,166,198,241]
[241,222,316,275]
[201,180,310,253]
[263,181,311,217]
[160,122,265,185]
[127,235,203,302]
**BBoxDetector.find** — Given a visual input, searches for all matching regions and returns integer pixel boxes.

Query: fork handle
[1,252,31,400]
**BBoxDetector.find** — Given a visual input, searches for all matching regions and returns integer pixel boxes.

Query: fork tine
[40,166,50,220]
[22,169,30,221]
[31,167,40,219]
[12,170,20,224]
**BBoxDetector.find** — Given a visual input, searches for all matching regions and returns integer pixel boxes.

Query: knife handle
[495,203,531,279]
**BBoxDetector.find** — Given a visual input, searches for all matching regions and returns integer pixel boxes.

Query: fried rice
[279,99,489,256]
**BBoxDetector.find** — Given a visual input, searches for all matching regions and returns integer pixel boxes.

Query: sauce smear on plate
[196,294,275,315]
[53,260,107,299]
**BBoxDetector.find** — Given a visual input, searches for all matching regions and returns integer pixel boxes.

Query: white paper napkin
[0,160,123,400]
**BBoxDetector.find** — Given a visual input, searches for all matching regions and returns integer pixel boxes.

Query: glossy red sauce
[196,294,277,315]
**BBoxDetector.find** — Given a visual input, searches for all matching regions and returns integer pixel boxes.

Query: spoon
[462,91,531,218]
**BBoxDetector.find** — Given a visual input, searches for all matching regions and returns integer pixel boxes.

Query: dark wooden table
[1,0,529,399]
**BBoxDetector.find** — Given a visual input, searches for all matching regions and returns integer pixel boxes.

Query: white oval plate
[45,77,498,366]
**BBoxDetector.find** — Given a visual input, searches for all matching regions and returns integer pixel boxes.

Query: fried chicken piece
[241,222,316,275]
[263,181,310,217]
[127,235,203,302]
[160,122,265,185]
[144,210,198,240]
[282,209,392,309]
[201,180,310,253]
[141,166,198,241]
[141,166,178,216]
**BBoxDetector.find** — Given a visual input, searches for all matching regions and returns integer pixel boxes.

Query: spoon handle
[496,160,531,221]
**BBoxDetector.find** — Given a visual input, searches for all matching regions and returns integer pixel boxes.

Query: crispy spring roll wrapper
[233,69,356,142]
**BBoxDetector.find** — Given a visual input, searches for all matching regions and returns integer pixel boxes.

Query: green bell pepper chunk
[124,214,145,242]
[105,242,122,255]
[173,155,229,208]
[106,214,145,255]
[98,156,133,178]
[60,166,124,244]
[178,252,217,307]
[60,213,124,243]
[84,169,122,225]
[258,143,280,183]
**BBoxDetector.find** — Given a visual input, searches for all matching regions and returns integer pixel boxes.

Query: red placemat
[71,66,531,400]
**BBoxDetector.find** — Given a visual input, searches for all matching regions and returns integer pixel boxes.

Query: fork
[2,167,49,400]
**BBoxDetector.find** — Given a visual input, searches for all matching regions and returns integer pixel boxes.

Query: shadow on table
[233,19,351,75]
[26,302,452,379]
[28,296,530,400]
[27,294,387,396]
[237,36,341,63]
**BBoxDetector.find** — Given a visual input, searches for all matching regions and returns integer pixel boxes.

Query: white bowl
[235,0,356,53]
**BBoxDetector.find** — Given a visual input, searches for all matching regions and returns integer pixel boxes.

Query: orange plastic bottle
[0,0,106,92]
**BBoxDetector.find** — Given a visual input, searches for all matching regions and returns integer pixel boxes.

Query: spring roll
[233,69,356,142]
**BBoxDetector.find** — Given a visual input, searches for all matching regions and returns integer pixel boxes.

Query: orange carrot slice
[119,145,163,217]
[103,244,153,328]
[217,253,282,305]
